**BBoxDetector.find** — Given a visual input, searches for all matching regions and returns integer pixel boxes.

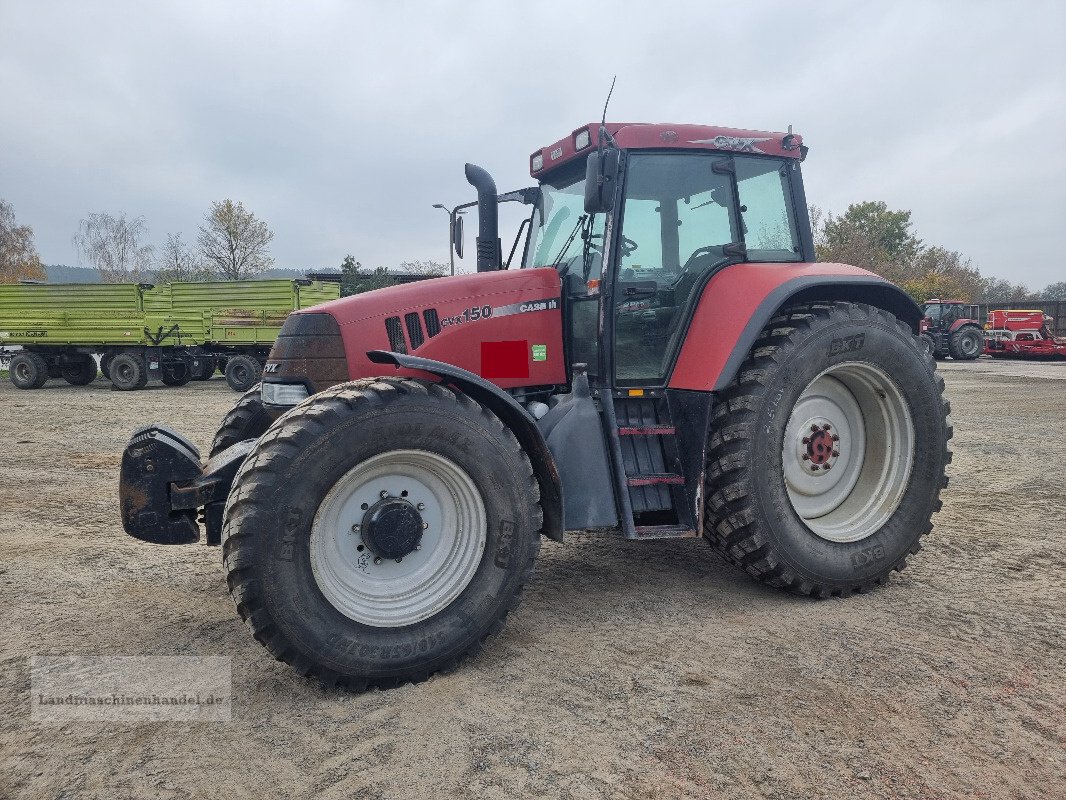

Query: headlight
[531,152,544,172]
[261,382,309,407]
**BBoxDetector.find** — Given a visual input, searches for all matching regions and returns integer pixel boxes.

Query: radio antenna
[598,76,617,148]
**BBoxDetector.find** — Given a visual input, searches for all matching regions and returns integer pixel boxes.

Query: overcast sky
[2,1,1064,287]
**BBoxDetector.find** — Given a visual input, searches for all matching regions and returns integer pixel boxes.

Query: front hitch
[119,425,254,545]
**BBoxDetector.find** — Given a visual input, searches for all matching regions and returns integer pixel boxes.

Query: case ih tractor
[918,299,983,360]
[119,122,951,689]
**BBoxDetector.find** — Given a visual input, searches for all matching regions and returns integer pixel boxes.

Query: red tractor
[119,122,951,689]
[918,299,984,360]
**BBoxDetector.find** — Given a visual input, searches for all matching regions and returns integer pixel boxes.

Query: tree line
[0,198,274,284]
[811,201,1064,302]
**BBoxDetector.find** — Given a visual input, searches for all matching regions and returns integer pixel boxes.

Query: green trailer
[1,278,339,391]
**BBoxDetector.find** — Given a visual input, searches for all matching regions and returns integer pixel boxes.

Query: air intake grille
[404,312,425,350]
[423,309,441,338]
[384,316,407,354]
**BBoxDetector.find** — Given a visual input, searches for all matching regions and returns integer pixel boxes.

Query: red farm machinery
[918,299,983,360]
[118,121,952,689]
[984,309,1066,359]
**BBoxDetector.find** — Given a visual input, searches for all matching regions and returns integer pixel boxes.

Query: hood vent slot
[423,308,441,338]
[404,312,425,350]
[384,316,407,354]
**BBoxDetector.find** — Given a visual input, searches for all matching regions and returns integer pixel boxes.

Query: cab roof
[530,122,804,178]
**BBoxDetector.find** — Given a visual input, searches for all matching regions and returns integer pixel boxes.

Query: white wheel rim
[782,362,914,543]
[960,331,980,356]
[310,449,486,628]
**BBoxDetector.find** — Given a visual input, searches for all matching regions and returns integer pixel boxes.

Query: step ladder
[601,389,698,540]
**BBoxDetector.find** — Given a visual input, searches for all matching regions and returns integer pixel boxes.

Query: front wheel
[222,378,542,689]
[704,302,951,597]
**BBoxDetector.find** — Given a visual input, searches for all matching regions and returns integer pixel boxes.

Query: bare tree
[73,212,153,282]
[0,199,46,283]
[398,259,448,277]
[155,232,216,283]
[197,199,274,280]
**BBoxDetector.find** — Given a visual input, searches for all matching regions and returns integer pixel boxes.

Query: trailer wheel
[704,302,951,597]
[110,352,148,391]
[209,383,273,458]
[191,358,215,381]
[224,354,262,392]
[160,357,193,387]
[949,326,983,360]
[61,354,98,386]
[9,352,49,389]
[100,353,115,380]
[222,378,542,689]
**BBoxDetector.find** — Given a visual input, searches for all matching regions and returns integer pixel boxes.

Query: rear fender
[367,350,564,542]
[669,262,922,392]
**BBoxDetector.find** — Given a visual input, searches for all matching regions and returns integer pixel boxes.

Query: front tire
[704,302,951,597]
[222,378,542,689]
[9,352,49,389]
[209,383,273,458]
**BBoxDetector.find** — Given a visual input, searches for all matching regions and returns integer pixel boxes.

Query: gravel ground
[1,360,1064,799]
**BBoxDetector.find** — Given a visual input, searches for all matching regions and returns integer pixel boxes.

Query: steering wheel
[620,235,639,257]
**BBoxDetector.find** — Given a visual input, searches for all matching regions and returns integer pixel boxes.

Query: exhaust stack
[464,163,501,272]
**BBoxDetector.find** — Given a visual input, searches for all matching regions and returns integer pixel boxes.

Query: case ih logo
[689,135,772,153]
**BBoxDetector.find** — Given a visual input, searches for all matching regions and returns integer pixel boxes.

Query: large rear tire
[209,383,273,458]
[225,354,262,393]
[222,378,542,689]
[949,325,983,360]
[704,302,951,597]
[9,352,49,389]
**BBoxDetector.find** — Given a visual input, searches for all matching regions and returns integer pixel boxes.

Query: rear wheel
[224,354,262,392]
[110,352,148,391]
[949,326,983,360]
[222,378,542,689]
[61,354,98,386]
[209,383,273,458]
[704,302,951,597]
[9,352,49,389]
[100,353,115,380]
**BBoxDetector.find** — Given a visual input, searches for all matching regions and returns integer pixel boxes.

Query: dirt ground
[1,359,1064,800]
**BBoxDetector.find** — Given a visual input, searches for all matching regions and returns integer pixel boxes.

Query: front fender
[668,262,922,392]
[367,350,564,541]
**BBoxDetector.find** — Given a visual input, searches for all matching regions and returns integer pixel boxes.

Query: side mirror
[452,214,464,259]
[584,148,619,214]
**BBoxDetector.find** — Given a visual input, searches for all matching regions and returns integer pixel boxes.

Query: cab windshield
[523,164,604,277]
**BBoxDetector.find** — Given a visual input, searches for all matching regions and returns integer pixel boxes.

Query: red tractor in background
[984,309,1066,359]
[919,299,984,360]
[119,122,951,690]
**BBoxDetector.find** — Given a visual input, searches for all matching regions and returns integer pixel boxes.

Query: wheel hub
[802,423,840,471]
[360,496,424,559]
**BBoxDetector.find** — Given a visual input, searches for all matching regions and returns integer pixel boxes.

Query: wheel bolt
[822,424,831,431]
[415,544,422,551]
[824,464,832,471]
[811,424,819,432]
[351,524,360,532]
[802,437,810,444]
[832,450,840,457]
[416,503,425,511]
[380,490,388,498]
[811,465,820,471]
[373,557,382,565]
[422,522,429,529]
[395,557,403,563]
[802,454,809,461]
[831,434,839,442]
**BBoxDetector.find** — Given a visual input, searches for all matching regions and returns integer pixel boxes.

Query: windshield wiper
[551,213,587,277]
